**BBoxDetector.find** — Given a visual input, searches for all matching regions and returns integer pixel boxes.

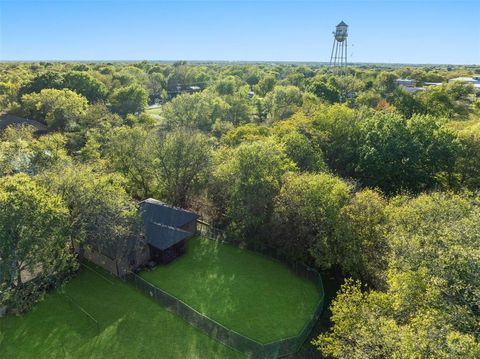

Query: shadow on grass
[139,237,322,344]
[0,266,244,359]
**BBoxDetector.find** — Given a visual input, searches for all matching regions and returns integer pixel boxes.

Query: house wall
[75,239,151,277]
[132,243,151,268]
[81,247,122,276]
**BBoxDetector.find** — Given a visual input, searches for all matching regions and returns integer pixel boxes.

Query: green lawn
[140,237,322,343]
[0,265,244,359]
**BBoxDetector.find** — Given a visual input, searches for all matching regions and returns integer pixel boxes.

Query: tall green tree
[156,129,212,207]
[315,192,480,358]
[264,85,303,121]
[19,71,65,96]
[279,132,326,172]
[272,172,351,267]
[21,88,88,130]
[105,126,159,199]
[212,140,294,242]
[162,91,228,131]
[41,165,140,266]
[0,174,73,312]
[63,71,108,102]
[109,84,148,116]
[356,113,459,193]
[334,189,387,287]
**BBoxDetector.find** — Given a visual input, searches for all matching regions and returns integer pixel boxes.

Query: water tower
[329,21,348,72]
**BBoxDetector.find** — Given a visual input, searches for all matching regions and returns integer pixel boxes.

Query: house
[78,198,199,277]
[396,78,416,88]
[0,114,47,135]
[396,79,425,93]
[139,198,199,265]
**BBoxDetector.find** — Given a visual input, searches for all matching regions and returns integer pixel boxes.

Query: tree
[334,189,387,287]
[356,90,382,109]
[0,174,73,312]
[356,113,459,194]
[280,132,326,172]
[105,126,159,199]
[21,88,88,130]
[19,71,64,95]
[315,192,480,358]
[40,165,140,268]
[0,126,34,176]
[388,87,423,118]
[109,84,148,116]
[156,129,212,207]
[222,87,254,126]
[312,104,361,177]
[211,140,294,242]
[308,78,340,103]
[221,123,271,147]
[63,71,108,102]
[264,85,303,121]
[214,76,240,96]
[0,127,71,175]
[254,74,276,97]
[147,72,166,103]
[454,122,480,189]
[29,133,71,173]
[162,91,228,131]
[375,72,398,94]
[272,172,351,267]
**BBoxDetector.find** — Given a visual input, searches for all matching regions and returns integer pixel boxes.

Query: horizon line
[1,59,478,66]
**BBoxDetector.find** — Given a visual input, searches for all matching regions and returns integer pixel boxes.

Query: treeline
[0,62,479,357]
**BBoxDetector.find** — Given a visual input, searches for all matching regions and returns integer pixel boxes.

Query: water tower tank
[334,21,348,42]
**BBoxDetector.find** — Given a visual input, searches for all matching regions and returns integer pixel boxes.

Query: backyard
[0,264,244,359]
[140,236,323,343]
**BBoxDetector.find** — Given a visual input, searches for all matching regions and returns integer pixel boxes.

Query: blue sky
[0,0,479,64]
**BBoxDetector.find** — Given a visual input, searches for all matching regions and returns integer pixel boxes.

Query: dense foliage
[0,61,479,356]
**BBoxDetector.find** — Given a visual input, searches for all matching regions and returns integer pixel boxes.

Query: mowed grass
[0,265,244,359]
[140,237,322,343]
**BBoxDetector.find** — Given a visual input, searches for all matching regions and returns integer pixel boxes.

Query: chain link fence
[125,221,324,359]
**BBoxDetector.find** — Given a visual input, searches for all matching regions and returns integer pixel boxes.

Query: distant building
[187,85,201,92]
[0,114,47,135]
[396,78,425,93]
[424,82,443,87]
[396,78,416,87]
[449,76,480,94]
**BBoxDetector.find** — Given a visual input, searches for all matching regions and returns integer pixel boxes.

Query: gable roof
[337,21,348,27]
[0,114,47,133]
[138,198,199,251]
[139,198,199,228]
[144,222,192,250]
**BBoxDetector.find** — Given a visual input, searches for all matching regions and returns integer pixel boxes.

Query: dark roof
[337,21,348,27]
[139,198,199,251]
[139,198,199,228]
[0,115,47,133]
[145,222,192,250]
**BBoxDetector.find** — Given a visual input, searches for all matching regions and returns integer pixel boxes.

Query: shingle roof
[138,198,199,251]
[337,21,348,27]
[144,222,192,250]
[139,198,199,228]
[0,114,47,132]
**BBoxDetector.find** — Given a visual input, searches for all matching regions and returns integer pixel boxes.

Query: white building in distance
[396,78,425,93]
[448,76,480,94]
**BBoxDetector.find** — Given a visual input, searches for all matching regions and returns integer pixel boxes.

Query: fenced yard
[0,264,243,359]
[132,236,324,358]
